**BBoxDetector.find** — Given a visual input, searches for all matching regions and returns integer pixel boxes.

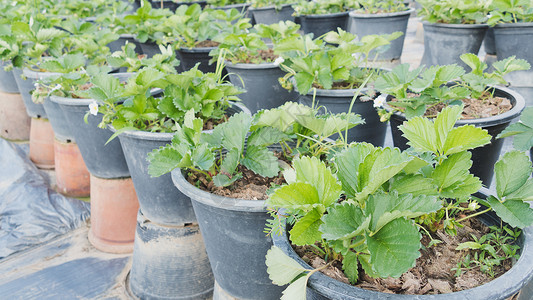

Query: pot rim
[298,11,350,18]
[224,60,280,69]
[494,22,533,28]
[348,7,414,18]
[384,85,525,127]
[177,46,218,52]
[422,21,489,29]
[272,186,533,299]
[22,67,62,80]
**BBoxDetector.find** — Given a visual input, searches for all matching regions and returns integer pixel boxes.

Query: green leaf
[320,203,369,241]
[334,143,376,198]
[295,113,363,138]
[442,125,491,156]
[506,178,533,202]
[389,174,438,196]
[213,173,242,187]
[147,146,187,178]
[366,218,421,278]
[281,276,307,300]
[399,116,437,153]
[342,251,359,284]
[357,147,414,201]
[456,241,482,251]
[247,127,289,146]
[219,112,252,153]
[265,246,308,286]
[365,191,440,233]
[431,152,473,190]
[242,145,280,178]
[293,156,342,208]
[486,196,533,229]
[290,207,324,246]
[191,143,215,170]
[220,148,240,174]
[267,182,321,211]
[497,122,533,151]
[460,53,485,75]
[495,151,533,198]
[294,72,314,95]
[434,104,462,151]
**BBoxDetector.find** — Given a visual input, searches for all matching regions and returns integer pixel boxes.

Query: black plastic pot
[249,4,295,25]
[483,27,496,56]
[171,168,284,300]
[107,34,142,53]
[387,85,525,187]
[224,61,296,113]
[128,210,214,300]
[347,8,414,61]
[272,187,533,300]
[12,68,46,118]
[299,88,387,147]
[493,22,533,92]
[421,22,488,69]
[0,61,19,94]
[299,11,350,38]
[50,76,132,179]
[137,40,161,58]
[176,46,218,73]
[117,102,249,226]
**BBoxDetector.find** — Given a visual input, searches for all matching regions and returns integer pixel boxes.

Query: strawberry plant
[487,0,533,25]
[374,53,530,119]
[417,0,492,24]
[147,101,362,186]
[264,105,533,298]
[354,0,408,14]
[292,0,359,16]
[275,28,401,94]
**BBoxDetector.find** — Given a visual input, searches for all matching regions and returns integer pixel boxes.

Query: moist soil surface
[425,96,512,119]
[295,217,514,295]
[194,40,220,48]
[186,160,285,200]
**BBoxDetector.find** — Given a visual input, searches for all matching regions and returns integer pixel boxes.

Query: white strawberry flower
[374,94,387,108]
[273,57,285,66]
[89,101,99,116]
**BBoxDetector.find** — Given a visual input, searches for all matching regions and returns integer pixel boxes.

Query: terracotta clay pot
[88,175,139,254]
[29,117,55,169]
[0,92,30,141]
[54,139,90,197]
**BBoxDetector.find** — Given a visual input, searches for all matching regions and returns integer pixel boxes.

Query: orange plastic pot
[0,92,30,141]
[29,117,55,169]
[54,139,90,197]
[88,175,139,254]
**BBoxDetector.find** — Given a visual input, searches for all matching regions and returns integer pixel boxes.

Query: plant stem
[457,208,492,223]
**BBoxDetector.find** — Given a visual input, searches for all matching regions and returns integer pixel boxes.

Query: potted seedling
[276,28,401,146]
[209,20,300,113]
[91,60,246,299]
[147,101,362,299]
[207,0,250,13]
[487,0,533,99]
[417,0,491,68]
[168,4,250,72]
[266,105,533,299]
[348,0,414,62]
[374,53,529,186]
[248,0,295,25]
[292,0,359,38]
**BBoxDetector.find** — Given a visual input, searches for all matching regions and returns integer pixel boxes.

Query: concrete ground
[0,13,525,299]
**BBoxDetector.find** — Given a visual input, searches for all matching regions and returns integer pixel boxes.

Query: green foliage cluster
[275,28,402,93]
[292,0,359,16]
[417,0,492,24]
[354,0,408,14]
[265,105,533,299]
[488,0,533,25]
[207,0,249,7]
[147,101,363,186]
[85,63,242,133]
[250,0,294,10]
[497,107,533,151]
[374,53,530,119]
[209,20,300,64]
